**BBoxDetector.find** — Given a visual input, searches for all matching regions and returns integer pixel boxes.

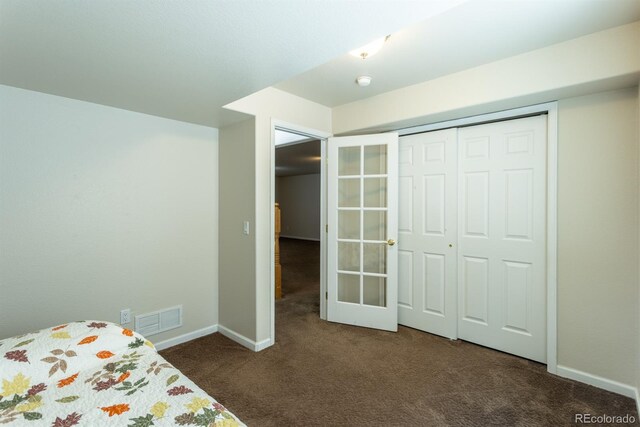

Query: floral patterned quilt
[0,321,245,426]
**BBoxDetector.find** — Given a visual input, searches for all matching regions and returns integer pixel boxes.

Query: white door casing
[327,133,398,332]
[398,129,458,339]
[457,115,547,363]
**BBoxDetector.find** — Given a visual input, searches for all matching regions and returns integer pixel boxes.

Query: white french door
[327,133,398,331]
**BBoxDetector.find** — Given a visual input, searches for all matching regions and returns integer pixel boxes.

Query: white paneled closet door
[397,115,547,363]
[398,129,458,339]
[457,115,547,363]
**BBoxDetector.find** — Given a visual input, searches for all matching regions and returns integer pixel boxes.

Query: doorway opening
[271,126,328,343]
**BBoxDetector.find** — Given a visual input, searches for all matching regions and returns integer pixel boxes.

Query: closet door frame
[397,102,558,374]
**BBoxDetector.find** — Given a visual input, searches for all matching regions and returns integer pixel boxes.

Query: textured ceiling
[0,0,466,128]
[276,0,640,107]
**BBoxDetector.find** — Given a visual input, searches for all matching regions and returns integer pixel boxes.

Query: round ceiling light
[356,76,372,87]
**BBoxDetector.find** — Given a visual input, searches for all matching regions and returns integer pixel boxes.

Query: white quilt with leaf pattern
[0,321,245,426]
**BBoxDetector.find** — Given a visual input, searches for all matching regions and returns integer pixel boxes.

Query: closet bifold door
[457,115,547,363]
[397,128,458,339]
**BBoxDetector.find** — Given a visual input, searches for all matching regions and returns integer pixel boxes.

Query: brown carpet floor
[161,238,639,426]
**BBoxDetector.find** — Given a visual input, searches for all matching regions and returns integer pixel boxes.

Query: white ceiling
[3,1,639,128]
[0,0,466,128]
[276,0,640,107]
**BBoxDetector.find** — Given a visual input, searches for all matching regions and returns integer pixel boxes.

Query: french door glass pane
[338,241,360,272]
[335,141,390,311]
[364,145,387,175]
[339,146,360,176]
[338,210,360,240]
[363,210,386,241]
[363,243,386,274]
[364,177,387,207]
[338,178,360,207]
[338,274,360,303]
[363,276,386,307]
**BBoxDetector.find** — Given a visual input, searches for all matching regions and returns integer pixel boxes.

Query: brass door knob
[387,239,396,246]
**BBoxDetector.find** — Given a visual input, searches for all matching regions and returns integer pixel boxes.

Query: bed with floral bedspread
[0,321,244,426]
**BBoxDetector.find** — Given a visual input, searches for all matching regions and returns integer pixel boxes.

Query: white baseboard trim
[154,324,218,351]
[280,235,320,242]
[218,325,273,352]
[556,365,638,399]
[255,338,273,352]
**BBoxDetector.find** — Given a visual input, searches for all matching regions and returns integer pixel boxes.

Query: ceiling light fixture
[356,76,372,87]
[349,35,390,60]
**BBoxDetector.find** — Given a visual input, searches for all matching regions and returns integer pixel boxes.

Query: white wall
[557,88,639,387]
[275,174,321,241]
[218,118,257,341]
[0,85,219,344]
[225,87,332,344]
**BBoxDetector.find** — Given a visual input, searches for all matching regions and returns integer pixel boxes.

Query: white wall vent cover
[134,305,182,337]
